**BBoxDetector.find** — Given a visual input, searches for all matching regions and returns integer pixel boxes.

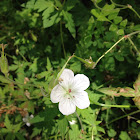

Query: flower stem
[73,55,90,65]
[92,101,136,108]
[94,36,125,67]
[94,31,140,67]
[127,5,140,19]
[75,111,84,131]
[57,55,74,80]
[111,0,140,19]
[128,37,140,55]
[60,21,66,58]
[106,109,140,125]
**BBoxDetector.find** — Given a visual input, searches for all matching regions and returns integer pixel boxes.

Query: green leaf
[105,57,115,71]
[62,10,76,38]
[108,12,118,20]
[101,4,115,16]
[13,123,22,132]
[5,133,15,140]
[70,61,81,72]
[46,57,52,71]
[107,129,117,137]
[91,9,111,22]
[26,0,35,9]
[0,75,12,84]
[109,24,118,31]
[16,132,26,140]
[57,116,68,136]
[43,12,61,28]
[119,131,131,140]
[29,58,38,72]
[115,53,124,61]
[120,19,128,27]
[117,29,124,35]
[34,0,52,12]
[42,3,54,19]
[63,0,78,11]
[98,87,135,97]
[4,115,13,131]
[113,16,122,24]
[69,124,80,140]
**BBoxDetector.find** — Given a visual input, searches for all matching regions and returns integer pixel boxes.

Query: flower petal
[50,84,66,103]
[59,98,76,115]
[72,74,90,91]
[73,91,90,109]
[59,69,74,90]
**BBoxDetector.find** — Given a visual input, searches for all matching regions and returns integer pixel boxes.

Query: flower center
[69,89,72,93]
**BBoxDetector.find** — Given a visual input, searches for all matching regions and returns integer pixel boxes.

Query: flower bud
[0,46,9,75]
[85,57,96,69]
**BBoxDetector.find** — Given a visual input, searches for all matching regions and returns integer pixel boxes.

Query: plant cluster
[0,0,140,139]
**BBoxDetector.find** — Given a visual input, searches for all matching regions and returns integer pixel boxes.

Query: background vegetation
[0,0,140,139]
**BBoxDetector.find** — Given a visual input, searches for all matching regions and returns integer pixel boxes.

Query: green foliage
[0,0,140,139]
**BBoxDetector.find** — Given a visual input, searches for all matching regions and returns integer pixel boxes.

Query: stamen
[69,89,72,93]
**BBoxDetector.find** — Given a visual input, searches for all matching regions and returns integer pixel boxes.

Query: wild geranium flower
[23,114,34,127]
[50,69,90,115]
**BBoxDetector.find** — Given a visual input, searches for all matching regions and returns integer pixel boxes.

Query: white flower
[69,120,77,125]
[23,114,34,127]
[50,69,90,115]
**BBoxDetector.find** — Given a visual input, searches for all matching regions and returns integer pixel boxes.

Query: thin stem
[94,30,140,67]
[75,111,84,131]
[128,5,140,19]
[110,0,126,7]
[19,52,29,62]
[91,126,94,140]
[92,101,136,108]
[94,36,125,67]
[60,21,66,58]
[128,37,140,55]
[106,109,140,125]
[57,54,74,79]
[111,0,140,19]
[73,55,91,66]
[91,0,102,10]
[127,30,140,37]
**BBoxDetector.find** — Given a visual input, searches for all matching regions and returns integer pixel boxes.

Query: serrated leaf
[46,57,52,71]
[26,0,35,9]
[16,132,26,140]
[13,123,22,132]
[29,58,38,72]
[58,116,68,136]
[70,61,81,72]
[62,10,76,38]
[5,115,13,131]
[98,87,135,97]
[43,12,61,28]
[63,0,78,11]
[0,75,12,84]
[101,4,115,16]
[34,0,52,12]
[69,124,80,140]
[91,9,111,22]
[42,3,54,19]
